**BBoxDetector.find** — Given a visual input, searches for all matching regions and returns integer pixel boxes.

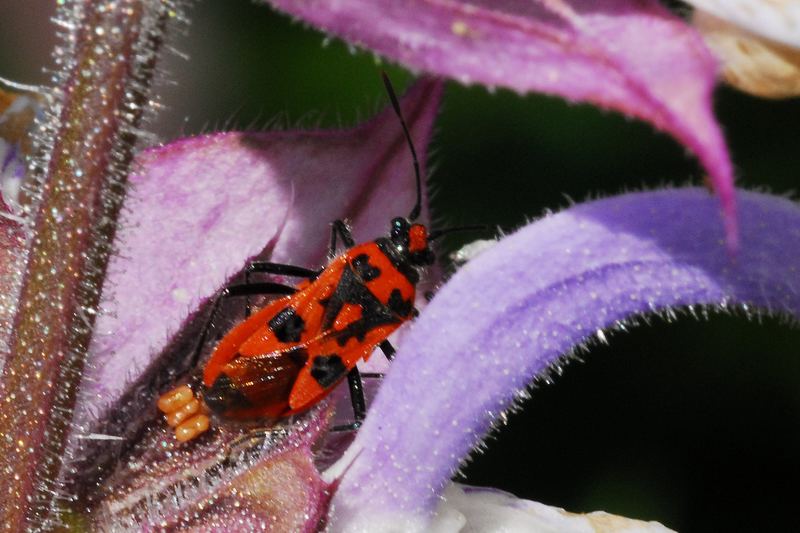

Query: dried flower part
[0,81,44,367]
[91,406,332,531]
[684,0,800,49]
[0,1,181,529]
[265,0,739,247]
[330,188,800,531]
[428,484,675,532]
[693,9,800,98]
[0,84,44,218]
[0,85,43,151]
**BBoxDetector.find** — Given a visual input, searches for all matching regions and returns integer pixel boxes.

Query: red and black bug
[158,74,477,442]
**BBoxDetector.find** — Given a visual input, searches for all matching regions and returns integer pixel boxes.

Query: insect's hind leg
[331,367,367,432]
[329,340,395,433]
[188,281,297,370]
[379,340,395,361]
[160,281,299,443]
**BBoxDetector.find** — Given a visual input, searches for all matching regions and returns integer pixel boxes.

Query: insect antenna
[428,225,488,241]
[381,71,423,221]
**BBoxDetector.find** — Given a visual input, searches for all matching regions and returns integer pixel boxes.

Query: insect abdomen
[203,347,309,420]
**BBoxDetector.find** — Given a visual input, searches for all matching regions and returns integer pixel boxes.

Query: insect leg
[246,261,319,279]
[329,342,394,432]
[378,339,396,361]
[332,367,367,432]
[189,282,297,370]
[225,428,276,456]
[329,220,355,259]
[244,261,319,317]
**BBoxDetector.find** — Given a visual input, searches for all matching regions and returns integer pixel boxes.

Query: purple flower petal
[72,79,442,432]
[331,188,800,530]
[265,0,738,246]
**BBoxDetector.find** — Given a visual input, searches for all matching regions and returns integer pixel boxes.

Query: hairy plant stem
[0,1,177,529]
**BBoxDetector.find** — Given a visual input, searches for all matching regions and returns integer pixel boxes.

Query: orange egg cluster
[157,385,210,442]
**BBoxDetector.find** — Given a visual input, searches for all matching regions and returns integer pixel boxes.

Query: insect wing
[287,245,418,412]
[203,296,291,387]
[234,257,348,358]
[203,257,350,419]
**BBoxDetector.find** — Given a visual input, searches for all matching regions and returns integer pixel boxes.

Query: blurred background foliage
[1,1,799,531]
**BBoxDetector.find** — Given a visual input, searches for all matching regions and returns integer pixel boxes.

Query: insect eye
[390,217,409,240]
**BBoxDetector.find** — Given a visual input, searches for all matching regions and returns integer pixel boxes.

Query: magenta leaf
[65,78,442,469]
[265,0,738,245]
[331,188,800,531]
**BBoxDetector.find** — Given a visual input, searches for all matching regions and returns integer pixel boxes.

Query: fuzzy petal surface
[72,79,442,434]
[92,407,332,531]
[331,188,800,531]
[266,0,738,245]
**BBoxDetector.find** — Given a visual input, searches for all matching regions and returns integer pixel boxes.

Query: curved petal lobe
[265,0,738,245]
[332,188,800,531]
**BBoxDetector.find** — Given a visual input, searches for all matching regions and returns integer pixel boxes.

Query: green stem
[0,1,178,529]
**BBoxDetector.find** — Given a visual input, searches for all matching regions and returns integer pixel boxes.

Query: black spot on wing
[310,354,347,388]
[335,320,370,347]
[322,263,403,347]
[203,373,252,415]
[268,306,305,342]
[388,288,413,318]
[352,254,381,281]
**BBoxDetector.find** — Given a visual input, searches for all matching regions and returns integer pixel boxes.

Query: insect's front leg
[329,219,355,259]
[332,367,367,432]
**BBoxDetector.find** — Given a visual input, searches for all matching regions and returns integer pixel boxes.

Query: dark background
[2,2,799,531]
